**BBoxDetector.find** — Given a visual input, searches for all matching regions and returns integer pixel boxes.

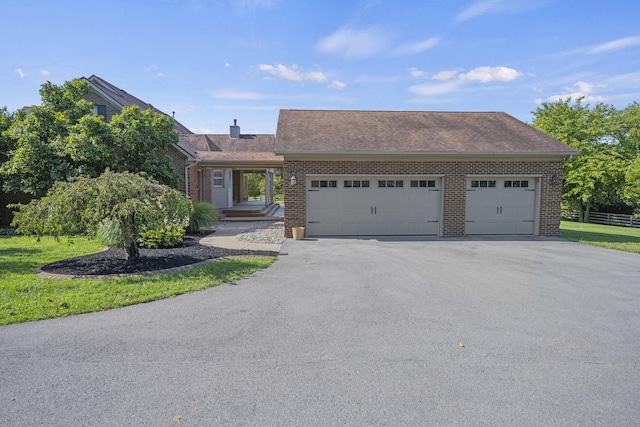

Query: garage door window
[471,180,496,188]
[344,180,370,188]
[504,180,529,188]
[311,180,337,188]
[410,180,436,188]
[378,180,404,188]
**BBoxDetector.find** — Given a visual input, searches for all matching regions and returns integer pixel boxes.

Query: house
[179,122,283,215]
[83,75,195,195]
[0,76,283,226]
[274,109,578,238]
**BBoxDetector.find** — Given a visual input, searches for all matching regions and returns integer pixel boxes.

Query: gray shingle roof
[85,75,192,134]
[275,110,578,156]
[179,134,282,164]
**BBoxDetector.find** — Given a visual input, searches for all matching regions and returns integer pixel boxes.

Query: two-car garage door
[306,176,442,236]
[305,175,538,237]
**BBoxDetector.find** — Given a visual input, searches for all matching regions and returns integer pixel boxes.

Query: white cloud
[456,0,504,22]
[408,80,464,97]
[156,72,165,77]
[408,67,428,78]
[589,35,640,54]
[39,69,49,76]
[455,0,544,22]
[225,63,231,67]
[258,64,328,83]
[15,68,25,78]
[316,26,391,60]
[408,65,522,99]
[545,81,607,103]
[458,66,522,82]
[328,80,346,90]
[394,37,440,55]
[432,69,459,81]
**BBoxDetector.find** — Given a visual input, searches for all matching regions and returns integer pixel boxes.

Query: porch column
[265,170,274,206]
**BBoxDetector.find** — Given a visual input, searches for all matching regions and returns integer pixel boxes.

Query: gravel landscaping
[235,221,286,244]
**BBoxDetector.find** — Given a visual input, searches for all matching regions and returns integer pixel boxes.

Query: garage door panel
[307,176,441,236]
[465,178,537,235]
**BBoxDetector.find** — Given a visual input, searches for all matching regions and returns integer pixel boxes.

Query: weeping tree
[11,170,191,260]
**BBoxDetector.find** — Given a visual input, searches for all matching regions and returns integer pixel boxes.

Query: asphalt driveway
[1,237,639,426]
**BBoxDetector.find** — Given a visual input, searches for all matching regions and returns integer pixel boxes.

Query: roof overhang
[83,78,124,109]
[274,151,578,161]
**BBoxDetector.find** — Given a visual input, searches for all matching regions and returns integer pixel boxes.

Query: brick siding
[283,159,564,238]
[84,92,121,122]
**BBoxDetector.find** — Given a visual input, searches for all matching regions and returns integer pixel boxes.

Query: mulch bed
[39,235,279,276]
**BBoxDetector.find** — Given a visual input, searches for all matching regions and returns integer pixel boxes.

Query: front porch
[221,200,284,221]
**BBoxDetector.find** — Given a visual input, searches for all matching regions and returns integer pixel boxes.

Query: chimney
[230,119,240,138]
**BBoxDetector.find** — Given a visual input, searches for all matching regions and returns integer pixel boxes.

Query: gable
[84,75,193,134]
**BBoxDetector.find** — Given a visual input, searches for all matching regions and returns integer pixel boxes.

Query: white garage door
[465,177,537,235]
[306,176,441,236]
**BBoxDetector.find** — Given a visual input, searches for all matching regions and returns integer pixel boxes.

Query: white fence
[563,210,640,228]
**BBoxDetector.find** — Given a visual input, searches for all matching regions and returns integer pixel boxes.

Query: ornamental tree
[11,170,191,260]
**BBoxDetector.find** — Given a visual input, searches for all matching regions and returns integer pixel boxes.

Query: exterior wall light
[551,174,560,185]
[290,174,298,186]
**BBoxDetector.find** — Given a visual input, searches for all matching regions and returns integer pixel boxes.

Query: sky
[2,0,640,134]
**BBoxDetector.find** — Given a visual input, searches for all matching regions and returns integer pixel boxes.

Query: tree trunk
[578,202,585,222]
[584,199,592,223]
[124,240,139,260]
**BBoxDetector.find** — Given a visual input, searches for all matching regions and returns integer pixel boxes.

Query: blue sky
[2,0,639,134]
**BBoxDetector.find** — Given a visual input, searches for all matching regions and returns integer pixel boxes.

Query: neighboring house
[179,121,283,213]
[275,109,578,238]
[83,75,194,194]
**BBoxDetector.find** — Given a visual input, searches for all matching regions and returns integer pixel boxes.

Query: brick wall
[84,92,121,122]
[283,159,564,238]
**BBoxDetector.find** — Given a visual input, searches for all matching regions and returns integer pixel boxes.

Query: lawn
[0,235,275,325]
[560,220,640,254]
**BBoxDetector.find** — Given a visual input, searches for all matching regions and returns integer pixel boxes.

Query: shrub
[97,219,123,248]
[138,224,185,249]
[187,202,219,233]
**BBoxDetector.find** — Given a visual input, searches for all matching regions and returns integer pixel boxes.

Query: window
[504,180,530,188]
[378,180,404,188]
[411,180,436,188]
[197,170,203,202]
[213,170,224,187]
[344,180,370,188]
[91,105,107,118]
[471,180,496,188]
[311,180,337,188]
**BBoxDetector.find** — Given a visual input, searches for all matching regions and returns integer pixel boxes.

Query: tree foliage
[0,78,181,195]
[532,98,640,221]
[11,170,191,260]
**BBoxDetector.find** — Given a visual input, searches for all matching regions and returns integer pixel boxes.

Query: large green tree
[0,78,181,195]
[11,170,191,260]
[532,98,638,221]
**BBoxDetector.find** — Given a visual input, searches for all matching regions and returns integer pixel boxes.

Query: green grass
[560,220,640,254]
[0,235,275,325]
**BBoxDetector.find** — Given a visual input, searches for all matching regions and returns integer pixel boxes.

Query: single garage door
[306,176,441,236]
[465,177,537,235]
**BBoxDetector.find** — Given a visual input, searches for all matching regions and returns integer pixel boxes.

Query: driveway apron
[1,237,639,426]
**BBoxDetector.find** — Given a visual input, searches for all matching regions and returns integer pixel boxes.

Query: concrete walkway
[199,221,284,253]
